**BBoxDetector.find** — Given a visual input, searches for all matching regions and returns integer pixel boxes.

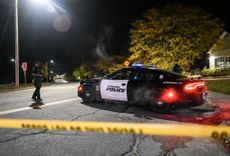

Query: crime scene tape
[0,118,230,138]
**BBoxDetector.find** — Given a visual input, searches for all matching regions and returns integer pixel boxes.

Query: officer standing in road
[32,61,43,101]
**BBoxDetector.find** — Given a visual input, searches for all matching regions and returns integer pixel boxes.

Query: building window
[227,57,230,68]
[215,57,230,68]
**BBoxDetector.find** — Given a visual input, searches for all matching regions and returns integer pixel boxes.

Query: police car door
[100,69,132,101]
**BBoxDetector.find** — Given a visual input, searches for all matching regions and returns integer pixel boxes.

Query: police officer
[32,61,43,101]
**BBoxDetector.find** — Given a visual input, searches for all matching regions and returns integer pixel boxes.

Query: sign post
[21,62,27,85]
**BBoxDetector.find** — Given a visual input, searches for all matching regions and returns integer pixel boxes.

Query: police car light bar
[132,64,156,68]
[132,63,143,67]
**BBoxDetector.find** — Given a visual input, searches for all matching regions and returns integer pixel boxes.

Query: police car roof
[126,66,186,78]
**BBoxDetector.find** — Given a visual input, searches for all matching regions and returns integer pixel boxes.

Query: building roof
[209,31,230,56]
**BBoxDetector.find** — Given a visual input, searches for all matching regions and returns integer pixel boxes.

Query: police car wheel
[149,99,171,114]
[82,87,95,104]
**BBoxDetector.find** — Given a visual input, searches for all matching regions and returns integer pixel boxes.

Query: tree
[41,63,48,82]
[93,55,126,74]
[72,55,126,81]
[72,64,94,81]
[129,4,224,70]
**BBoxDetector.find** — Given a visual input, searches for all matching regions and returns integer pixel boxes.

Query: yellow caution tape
[0,118,230,138]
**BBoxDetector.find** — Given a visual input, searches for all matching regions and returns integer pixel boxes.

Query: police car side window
[133,70,158,81]
[104,70,120,79]
[162,73,176,81]
[146,71,158,80]
[105,69,132,80]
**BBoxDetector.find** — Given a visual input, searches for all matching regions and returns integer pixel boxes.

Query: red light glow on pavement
[153,102,230,125]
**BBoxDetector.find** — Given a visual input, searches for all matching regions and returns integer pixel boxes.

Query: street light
[14,0,50,87]
[32,0,57,13]
[14,0,64,87]
[10,58,15,62]
[50,59,54,64]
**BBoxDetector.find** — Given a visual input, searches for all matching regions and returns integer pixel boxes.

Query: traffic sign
[21,62,27,85]
[21,62,27,72]
[124,60,130,67]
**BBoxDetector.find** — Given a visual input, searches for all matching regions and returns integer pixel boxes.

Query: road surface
[0,83,229,156]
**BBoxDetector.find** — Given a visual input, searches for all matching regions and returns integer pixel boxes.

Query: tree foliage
[72,55,125,81]
[129,4,224,70]
[93,55,125,74]
[72,64,95,81]
[41,63,48,81]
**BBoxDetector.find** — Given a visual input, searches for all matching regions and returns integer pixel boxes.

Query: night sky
[0,0,230,84]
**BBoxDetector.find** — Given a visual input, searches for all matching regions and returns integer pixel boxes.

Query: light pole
[14,0,61,86]
[15,0,19,87]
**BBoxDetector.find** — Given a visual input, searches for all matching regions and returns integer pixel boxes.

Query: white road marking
[0,98,81,115]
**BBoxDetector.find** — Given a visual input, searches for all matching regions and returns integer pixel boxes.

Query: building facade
[209,31,230,69]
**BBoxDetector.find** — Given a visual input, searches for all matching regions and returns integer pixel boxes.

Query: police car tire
[82,86,95,104]
[149,99,171,114]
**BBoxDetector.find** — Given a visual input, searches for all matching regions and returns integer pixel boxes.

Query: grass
[206,80,230,95]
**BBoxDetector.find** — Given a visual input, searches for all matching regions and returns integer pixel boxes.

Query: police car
[77,64,208,113]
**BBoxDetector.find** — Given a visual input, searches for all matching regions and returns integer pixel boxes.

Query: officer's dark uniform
[32,62,42,101]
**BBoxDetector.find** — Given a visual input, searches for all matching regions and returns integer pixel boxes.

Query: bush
[201,68,230,76]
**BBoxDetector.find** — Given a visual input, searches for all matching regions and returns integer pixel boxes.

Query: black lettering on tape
[107,127,138,134]
[211,131,229,139]
[129,129,135,134]
[21,124,26,128]
[70,126,82,131]
[220,132,228,139]
[21,123,47,129]
[55,125,67,131]
[84,127,105,133]
[211,131,219,138]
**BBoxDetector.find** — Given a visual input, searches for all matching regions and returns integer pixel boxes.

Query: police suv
[78,64,208,113]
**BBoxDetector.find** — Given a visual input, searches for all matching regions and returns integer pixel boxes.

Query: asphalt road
[0,83,229,156]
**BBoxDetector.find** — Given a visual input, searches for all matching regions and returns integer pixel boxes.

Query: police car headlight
[78,86,84,92]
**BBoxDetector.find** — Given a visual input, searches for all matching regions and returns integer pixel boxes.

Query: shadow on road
[29,101,44,109]
[80,101,227,125]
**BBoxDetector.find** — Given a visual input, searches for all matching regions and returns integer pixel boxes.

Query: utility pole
[15,0,19,87]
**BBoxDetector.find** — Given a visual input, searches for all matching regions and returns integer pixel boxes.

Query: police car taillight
[160,88,178,103]
[184,82,205,91]
[183,81,207,93]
